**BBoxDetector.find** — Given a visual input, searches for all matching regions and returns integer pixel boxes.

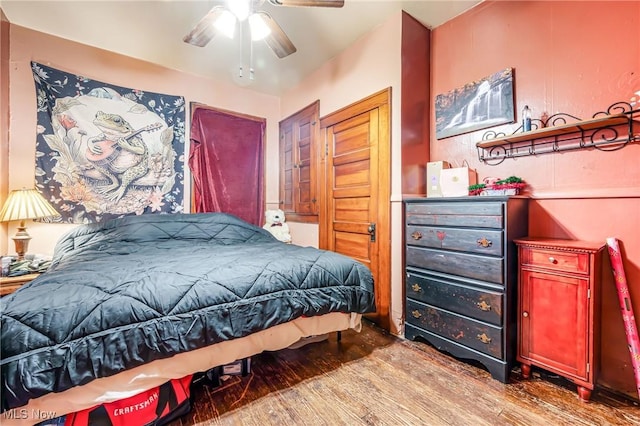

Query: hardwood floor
[169,321,640,426]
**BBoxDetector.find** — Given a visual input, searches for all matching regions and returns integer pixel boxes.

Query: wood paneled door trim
[319,88,391,330]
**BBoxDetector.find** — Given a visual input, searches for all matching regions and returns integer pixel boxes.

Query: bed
[0,212,375,424]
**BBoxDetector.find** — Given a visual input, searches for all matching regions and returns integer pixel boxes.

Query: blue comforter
[0,213,375,409]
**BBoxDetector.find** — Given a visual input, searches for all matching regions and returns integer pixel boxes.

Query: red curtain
[189,107,265,226]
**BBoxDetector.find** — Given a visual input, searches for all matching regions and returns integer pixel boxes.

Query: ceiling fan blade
[268,0,344,7]
[256,12,297,58]
[183,6,225,47]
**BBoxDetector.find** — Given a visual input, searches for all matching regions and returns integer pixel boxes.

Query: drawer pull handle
[476,300,491,311]
[548,257,557,264]
[411,231,423,240]
[477,333,492,344]
[477,237,493,248]
[411,283,422,293]
[523,311,529,318]
[411,310,422,319]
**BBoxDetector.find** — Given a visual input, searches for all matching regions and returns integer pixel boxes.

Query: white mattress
[1,312,362,425]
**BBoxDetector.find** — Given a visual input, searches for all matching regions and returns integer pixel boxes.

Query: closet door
[279,101,319,223]
[320,89,391,330]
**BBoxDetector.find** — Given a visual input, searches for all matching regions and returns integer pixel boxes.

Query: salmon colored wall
[5,24,281,255]
[432,0,640,399]
[401,12,430,197]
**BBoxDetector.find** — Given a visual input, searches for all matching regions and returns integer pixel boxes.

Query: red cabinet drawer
[520,247,589,275]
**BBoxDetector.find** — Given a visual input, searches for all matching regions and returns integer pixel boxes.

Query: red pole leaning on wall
[606,237,640,399]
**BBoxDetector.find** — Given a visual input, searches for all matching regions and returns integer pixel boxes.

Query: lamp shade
[0,188,59,222]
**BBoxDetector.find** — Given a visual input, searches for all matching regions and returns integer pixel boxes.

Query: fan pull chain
[250,38,255,81]
[238,22,244,80]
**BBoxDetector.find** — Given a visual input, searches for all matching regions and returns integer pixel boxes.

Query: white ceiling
[1,0,482,96]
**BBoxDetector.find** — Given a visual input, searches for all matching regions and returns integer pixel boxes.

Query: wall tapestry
[32,62,185,224]
[435,67,514,139]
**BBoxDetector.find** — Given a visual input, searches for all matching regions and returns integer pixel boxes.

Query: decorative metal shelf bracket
[477,102,639,165]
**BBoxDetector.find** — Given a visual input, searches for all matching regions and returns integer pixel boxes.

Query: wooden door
[279,101,320,223]
[319,89,391,330]
[280,119,295,213]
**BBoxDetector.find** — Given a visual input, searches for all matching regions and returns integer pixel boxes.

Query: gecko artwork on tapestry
[32,62,185,224]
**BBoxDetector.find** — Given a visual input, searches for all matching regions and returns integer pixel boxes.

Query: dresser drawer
[406,202,504,229]
[520,247,589,275]
[406,299,503,359]
[406,272,503,326]
[406,226,503,256]
[406,246,504,284]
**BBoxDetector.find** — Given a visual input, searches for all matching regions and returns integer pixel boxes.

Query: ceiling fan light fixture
[213,10,237,39]
[186,0,335,58]
[228,0,251,21]
[183,6,226,47]
[268,0,345,7]
[255,11,297,58]
[248,13,272,41]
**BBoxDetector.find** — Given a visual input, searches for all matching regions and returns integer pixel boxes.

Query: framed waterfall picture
[435,68,515,139]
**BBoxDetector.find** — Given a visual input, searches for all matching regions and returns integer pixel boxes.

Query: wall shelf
[476,102,639,165]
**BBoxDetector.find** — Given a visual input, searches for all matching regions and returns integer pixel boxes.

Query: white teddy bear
[263,209,292,243]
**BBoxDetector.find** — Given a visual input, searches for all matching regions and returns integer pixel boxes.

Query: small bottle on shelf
[522,105,532,132]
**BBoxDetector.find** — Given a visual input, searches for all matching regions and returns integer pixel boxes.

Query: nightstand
[0,273,40,296]
[514,238,604,402]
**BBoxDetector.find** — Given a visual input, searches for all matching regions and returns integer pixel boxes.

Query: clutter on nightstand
[0,254,52,277]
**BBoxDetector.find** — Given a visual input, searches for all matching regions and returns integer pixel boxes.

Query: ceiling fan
[183,0,345,59]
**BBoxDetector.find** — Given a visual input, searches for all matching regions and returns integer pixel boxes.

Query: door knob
[368,223,376,242]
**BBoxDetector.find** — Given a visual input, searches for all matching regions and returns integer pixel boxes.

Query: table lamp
[0,188,60,260]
